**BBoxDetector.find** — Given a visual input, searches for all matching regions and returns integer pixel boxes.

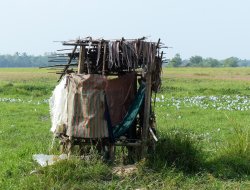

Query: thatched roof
[45,37,166,92]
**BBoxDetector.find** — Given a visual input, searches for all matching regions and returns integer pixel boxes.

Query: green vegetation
[1,68,250,189]
[0,53,49,67]
[1,52,250,68]
[168,54,250,67]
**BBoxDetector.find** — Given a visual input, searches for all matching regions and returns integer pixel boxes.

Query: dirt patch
[112,165,138,176]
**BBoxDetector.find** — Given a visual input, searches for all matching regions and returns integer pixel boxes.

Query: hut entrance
[47,37,165,161]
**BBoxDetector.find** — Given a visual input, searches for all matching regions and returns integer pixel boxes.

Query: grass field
[1,68,250,189]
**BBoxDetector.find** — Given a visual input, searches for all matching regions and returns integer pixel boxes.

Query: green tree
[0,53,49,67]
[169,53,182,67]
[188,55,203,67]
[203,58,222,67]
[238,59,250,67]
[223,57,239,67]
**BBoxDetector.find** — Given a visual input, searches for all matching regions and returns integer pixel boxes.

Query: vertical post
[102,43,106,76]
[70,45,85,158]
[78,46,85,74]
[141,64,152,158]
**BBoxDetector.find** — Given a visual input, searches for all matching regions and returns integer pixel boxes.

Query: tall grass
[208,113,250,179]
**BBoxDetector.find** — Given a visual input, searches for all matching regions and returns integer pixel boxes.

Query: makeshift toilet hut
[47,37,165,160]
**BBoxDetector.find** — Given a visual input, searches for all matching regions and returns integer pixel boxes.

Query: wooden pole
[141,64,152,158]
[78,46,85,74]
[102,43,107,75]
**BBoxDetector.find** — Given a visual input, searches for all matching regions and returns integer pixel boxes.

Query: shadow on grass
[147,129,204,173]
[207,122,250,179]
[207,154,250,179]
[147,129,250,180]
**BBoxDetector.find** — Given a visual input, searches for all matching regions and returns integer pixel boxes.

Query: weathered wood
[156,38,161,48]
[48,59,68,63]
[102,43,106,75]
[78,46,85,74]
[62,38,148,46]
[141,64,153,158]
[57,48,74,51]
[58,44,78,81]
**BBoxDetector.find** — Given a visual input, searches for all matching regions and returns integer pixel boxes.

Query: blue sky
[0,0,249,59]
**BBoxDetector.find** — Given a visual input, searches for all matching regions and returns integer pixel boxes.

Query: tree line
[1,52,250,68]
[167,54,250,67]
[0,53,49,67]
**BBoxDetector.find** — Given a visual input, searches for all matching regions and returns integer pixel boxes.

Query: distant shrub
[4,82,14,87]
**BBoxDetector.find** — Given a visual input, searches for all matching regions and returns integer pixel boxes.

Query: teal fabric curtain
[113,84,146,138]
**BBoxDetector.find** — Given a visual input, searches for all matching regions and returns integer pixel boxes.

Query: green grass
[1,68,250,189]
